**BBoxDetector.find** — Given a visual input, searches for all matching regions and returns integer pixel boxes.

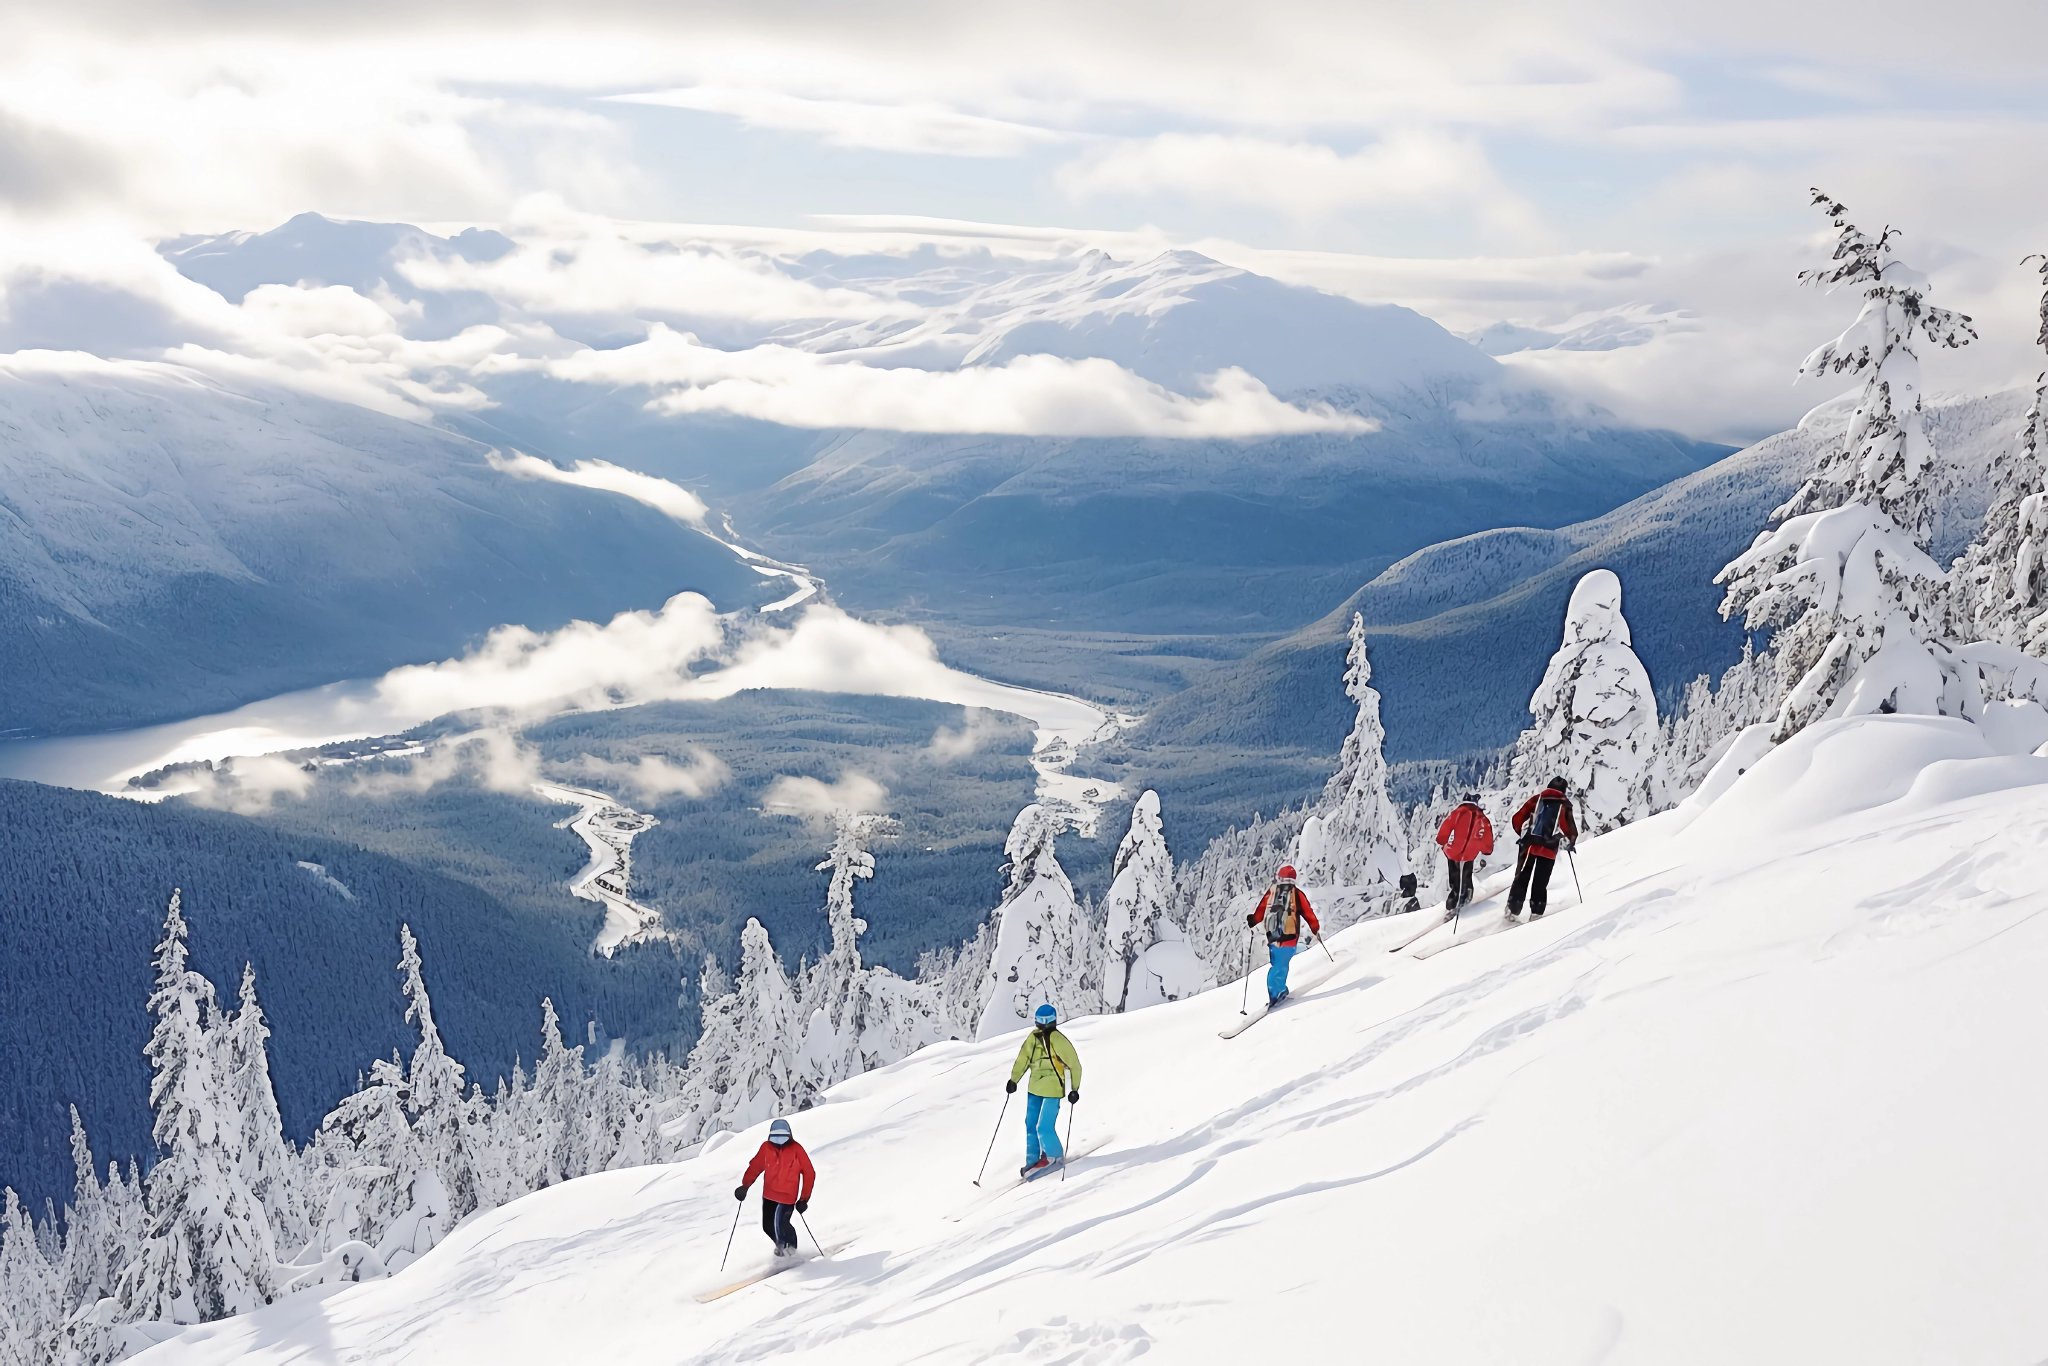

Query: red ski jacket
[1434,803,1494,862]
[1249,886,1320,947]
[1511,788,1578,862]
[741,1140,816,1205]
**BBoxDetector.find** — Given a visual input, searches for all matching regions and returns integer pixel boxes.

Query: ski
[696,1241,854,1303]
[948,1140,1108,1220]
[1386,910,1456,954]
[1218,949,1345,1038]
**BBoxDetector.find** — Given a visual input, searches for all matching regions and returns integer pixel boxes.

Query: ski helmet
[768,1118,793,1145]
[1276,864,1298,883]
[1033,1003,1058,1026]
[1462,792,1480,803]
[1549,775,1569,792]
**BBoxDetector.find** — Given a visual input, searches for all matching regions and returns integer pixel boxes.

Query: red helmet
[1276,864,1298,882]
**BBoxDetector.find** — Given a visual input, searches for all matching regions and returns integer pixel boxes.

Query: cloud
[927,710,1002,762]
[181,754,319,813]
[1057,131,1541,234]
[398,206,891,322]
[761,770,891,820]
[610,86,1070,157]
[572,747,731,802]
[488,450,710,527]
[547,324,1374,437]
[344,728,544,798]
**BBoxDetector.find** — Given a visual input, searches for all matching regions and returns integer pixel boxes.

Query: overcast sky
[5,1,2048,438]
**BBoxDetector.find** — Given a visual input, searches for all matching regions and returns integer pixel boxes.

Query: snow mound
[141,715,2048,1364]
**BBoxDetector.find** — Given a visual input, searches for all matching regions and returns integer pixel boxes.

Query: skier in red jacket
[735,1118,816,1257]
[1245,864,1321,1007]
[1434,793,1494,911]
[1507,777,1578,921]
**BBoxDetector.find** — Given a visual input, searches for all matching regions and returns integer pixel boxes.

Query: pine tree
[113,891,280,1328]
[976,805,1091,1040]
[1717,190,1979,741]
[223,964,307,1258]
[314,1055,416,1255]
[1101,791,1211,1012]
[1511,570,1664,833]
[676,958,742,1148]
[0,1188,60,1366]
[57,1109,117,1315]
[718,918,803,1131]
[531,998,584,1187]
[395,926,481,1223]
[1297,614,1404,899]
[796,816,881,1103]
[1955,256,2048,649]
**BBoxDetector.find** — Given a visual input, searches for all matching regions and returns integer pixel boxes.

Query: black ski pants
[1507,848,1555,916]
[761,1199,797,1252]
[1445,857,1475,908]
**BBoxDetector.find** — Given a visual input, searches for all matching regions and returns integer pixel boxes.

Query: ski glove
[796,1199,809,1214]
[1005,1079,1017,1094]
[1067,1090,1080,1104]
[733,1185,747,1201]
[1245,911,1259,927]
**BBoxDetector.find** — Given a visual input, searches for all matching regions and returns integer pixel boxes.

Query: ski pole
[1060,1102,1076,1183]
[798,1208,826,1258]
[1238,929,1256,1015]
[1566,846,1585,905]
[719,1193,744,1271]
[971,1092,1011,1187]
[1311,927,1336,965]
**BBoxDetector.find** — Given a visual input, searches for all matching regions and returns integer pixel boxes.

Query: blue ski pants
[1266,943,1299,1003]
[1024,1092,1064,1165]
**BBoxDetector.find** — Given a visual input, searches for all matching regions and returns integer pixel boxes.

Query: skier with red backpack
[1246,864,1321,1007]
[1507,777,1578,921]
[1433,793,1494,911]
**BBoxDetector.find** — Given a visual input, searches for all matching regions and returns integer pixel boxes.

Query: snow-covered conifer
[1510,570,1664,833]
[57,1109,119,1316]
[717,918,803,1130]
[530,999,584,1187]
[395,927,481,1222]
[314,1056,415,1255]
[1954,257,2048,649]
[795,816,881,1103]
[114,891,280,1328]
[0,1188,60,1366]
[1717,190,1978,740]
[223,964,307,1257]
[976,805,1092,1039]
[1296,614,1404,898]
[1101,792,1211,1012]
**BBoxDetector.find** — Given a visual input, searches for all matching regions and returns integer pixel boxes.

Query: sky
[4,0,2048,441]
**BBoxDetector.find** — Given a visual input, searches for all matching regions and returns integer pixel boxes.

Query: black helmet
[1461,792,1480,803]
[1549,775,1569,791]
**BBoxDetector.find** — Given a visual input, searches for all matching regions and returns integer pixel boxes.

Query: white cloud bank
[609,86,1070,158]
[487,450,710,527]
[573,748,732,802]
[761,770,891,819]
[546,325,1374,438]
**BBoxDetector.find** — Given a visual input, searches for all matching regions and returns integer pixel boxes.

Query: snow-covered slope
[0,353,768,734]
[142,714,2048,1364]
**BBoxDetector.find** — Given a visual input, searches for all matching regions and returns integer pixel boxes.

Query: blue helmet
[1033,1004,1058,1026]
[768,1118,792,1145]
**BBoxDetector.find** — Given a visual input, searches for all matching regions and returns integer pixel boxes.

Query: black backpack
[1524,794,1565,849]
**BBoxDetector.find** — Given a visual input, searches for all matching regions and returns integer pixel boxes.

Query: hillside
[0,353,769,735]
[138,714,2048,1364]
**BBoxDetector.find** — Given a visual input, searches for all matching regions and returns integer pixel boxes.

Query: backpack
[1524,794,1565,849]
[1266,884,1300,943]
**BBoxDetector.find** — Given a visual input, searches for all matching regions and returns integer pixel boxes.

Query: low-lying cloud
[573,747,732,802]
[610,86,1071,158]
[488,450,710,527]
[761,770,891,820]
[549,324,1374,438]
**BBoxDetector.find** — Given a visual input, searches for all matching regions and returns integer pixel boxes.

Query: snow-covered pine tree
[1295,614,1404,902]
[530,998,584,1187]
[715,918,803,1131]
[1717,190,1979,740]
[795,815,881,1104]
[395,926,481,1224]
[223,964,307,1257]
[976,804,1092,1039]
[914,923,996,1041]
[1100,791,1211,1012]
[1659,640,1783,802]
[57,1109,119,1321]
[1954,256,2048,650]
[313,1054,416,1256]
[0,1188,60,1366]
[113,891,280,1330]
[1510,570,1664,833]
[675,958,741,1148]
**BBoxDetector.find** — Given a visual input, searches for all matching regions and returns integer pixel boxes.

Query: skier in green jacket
[1005,1003,1083,1177]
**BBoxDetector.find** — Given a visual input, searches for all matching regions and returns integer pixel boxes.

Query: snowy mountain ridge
[135,712,2048,1365]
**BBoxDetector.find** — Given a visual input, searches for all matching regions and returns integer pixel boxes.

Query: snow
[531,782,664,955]
[292,862,355,902]
[135,714,2048,1364]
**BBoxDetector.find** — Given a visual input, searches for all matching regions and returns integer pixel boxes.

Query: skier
[1507,777,1578,920]
[1434,793,1494,911]
[734,1117,815,1258]
[1004,1004,1082,1178]
[1245,864,1321,1007]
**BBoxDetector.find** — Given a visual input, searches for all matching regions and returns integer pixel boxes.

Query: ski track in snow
[137,716,2048,1366]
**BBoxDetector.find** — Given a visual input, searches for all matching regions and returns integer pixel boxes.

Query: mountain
[0,779,687,1209]
[0,353,770,736]
[136,713,2048,1364]
[1137,385,2031,766]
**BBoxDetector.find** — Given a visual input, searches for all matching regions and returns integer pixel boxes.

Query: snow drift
[138,714,2048,1364]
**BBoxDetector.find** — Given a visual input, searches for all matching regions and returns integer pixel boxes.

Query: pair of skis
[1217,946,1345,1039]
[696,1240,855,1302]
